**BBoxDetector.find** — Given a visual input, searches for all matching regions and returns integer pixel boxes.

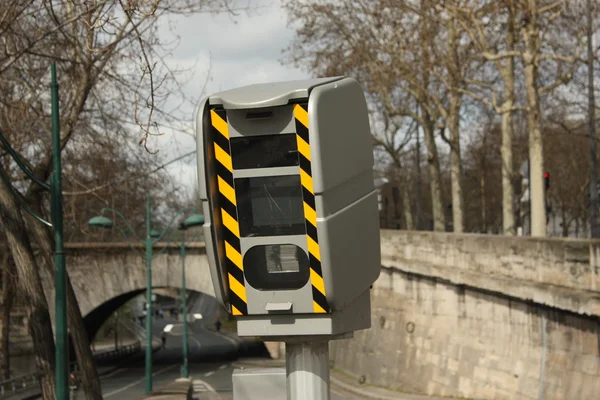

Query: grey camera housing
[195,77,380,337]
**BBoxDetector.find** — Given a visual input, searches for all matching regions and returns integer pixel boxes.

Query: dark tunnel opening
[83,289,145,344]
[77,289,270,365]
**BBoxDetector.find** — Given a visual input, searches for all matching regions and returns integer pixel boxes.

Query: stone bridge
[47,242,212,339]
[5,231,600,399]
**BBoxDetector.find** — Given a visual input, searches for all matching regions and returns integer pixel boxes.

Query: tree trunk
[393,158,414,230]
[561,206,569,237]
[0,256,15,379]
[501,109,515,235]
[448,115,464,233]
[500,4,517,236]
[416,124,423,230]
[25,195,103,400]
[522,4,546,237]
[401,180,413,230]
[0,177,56,400]
[423,116,445,231]
[447,18,464,233]
[419,2,445,232]
[481,162,486,233]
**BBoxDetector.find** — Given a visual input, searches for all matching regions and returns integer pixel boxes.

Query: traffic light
[544,172,550,191]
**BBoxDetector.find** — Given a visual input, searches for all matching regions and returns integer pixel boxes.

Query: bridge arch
[42,242,216,337]
[83,287,219,341]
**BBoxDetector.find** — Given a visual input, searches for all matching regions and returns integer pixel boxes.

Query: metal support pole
[51,63,68,400]
[416,117,422,231]
[587,0,600,238]
[286,341,330,400]
[145,193,153,394]
[181,241,189,378]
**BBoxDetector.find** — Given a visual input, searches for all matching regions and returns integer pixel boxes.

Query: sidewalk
[206,323,268,358]
[232,358,451,400]
[0,343,145,400]
[141,378,192,400]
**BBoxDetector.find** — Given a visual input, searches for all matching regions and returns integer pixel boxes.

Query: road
[94,316,238,399]
[5,317,362,399]
[93,316,361,399]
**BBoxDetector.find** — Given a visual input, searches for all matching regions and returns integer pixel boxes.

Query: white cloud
[153,0,310,195]
[161,1,296,64]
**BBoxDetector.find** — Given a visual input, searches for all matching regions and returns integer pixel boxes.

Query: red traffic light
[544,172,549,179]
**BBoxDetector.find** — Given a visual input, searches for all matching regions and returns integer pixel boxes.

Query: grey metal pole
[145,194,153,394]
[51,63,68,400]
[587,0,599,238]
[416,119,423,230]
[286,341,330,400]
[181,242,189,378]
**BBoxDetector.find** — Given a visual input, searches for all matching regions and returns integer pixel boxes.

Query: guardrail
[0,341,142,397]
[0,373,38,397]
[94,341,141,362]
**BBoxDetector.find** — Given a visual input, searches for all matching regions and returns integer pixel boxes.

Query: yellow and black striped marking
[209,109,248,316]
[293,103,330,314]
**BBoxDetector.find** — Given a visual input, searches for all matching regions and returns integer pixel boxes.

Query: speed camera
[195,77,380,337]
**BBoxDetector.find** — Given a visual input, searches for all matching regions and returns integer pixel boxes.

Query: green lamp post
[178,214,204,378]
[88,195,202,393]
[0,64,68,399]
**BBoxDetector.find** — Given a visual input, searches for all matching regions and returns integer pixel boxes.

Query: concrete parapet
[143,378,192,400]
[380,230,600,317]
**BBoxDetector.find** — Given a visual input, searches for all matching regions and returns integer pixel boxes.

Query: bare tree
[0,254,15,379]
[369,91,415,229]
[283,0,448,230]
[451,0,587,236]
[0,173,55,400]
[449,0,522,235]
[518,0,586,236]
[0,1,245,398]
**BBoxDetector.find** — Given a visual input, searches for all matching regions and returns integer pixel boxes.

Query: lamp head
[87,216,113,229]
[180,214,205,230]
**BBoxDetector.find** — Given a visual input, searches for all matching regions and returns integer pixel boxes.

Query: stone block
[578,354,600,375]
[580,327,600,356]
[546,349,573,372]
[473,365,488,382]
[563,371,585,399]
[431,367,451,387]
[517,376,539,399]
[457,376,472,396]
[447,357,459,373]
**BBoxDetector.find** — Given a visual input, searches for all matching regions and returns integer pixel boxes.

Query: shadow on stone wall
[330,267,600,400]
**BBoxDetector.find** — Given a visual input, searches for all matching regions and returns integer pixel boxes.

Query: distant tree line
[284,0,599,237]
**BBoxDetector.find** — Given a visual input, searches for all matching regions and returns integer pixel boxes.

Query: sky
[152,0,310,196]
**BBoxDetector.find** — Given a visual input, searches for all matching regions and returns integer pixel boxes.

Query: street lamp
[178,214,204,378]
[0,64,68,399]
[88,195,202,394]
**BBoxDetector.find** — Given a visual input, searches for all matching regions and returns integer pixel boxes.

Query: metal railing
[0,341,141,397]
[93,341,141,362]
[0,373,38,397]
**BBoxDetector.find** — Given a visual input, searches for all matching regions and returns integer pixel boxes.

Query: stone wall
[331,267,600,400]
[380,230,600,317]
